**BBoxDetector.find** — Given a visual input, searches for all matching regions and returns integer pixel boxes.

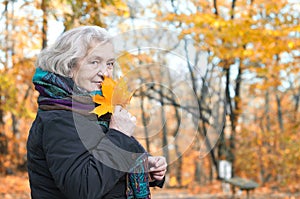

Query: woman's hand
[148,156,167,181]
[109,105,136,137]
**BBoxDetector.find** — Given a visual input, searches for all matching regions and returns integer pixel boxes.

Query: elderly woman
[27,26,167,199]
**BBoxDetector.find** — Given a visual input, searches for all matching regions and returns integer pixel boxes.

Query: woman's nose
[102,70,109,77]
[98,67,109,77]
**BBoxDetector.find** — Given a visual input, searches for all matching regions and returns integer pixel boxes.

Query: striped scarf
[32,68,151,199]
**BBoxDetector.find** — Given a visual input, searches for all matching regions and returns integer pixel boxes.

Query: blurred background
[0,0,299,198]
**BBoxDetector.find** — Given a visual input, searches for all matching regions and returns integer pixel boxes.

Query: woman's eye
[91,61,99,65]
[107,62,114,67]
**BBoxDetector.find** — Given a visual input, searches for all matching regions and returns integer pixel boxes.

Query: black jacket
[27,110,163,199]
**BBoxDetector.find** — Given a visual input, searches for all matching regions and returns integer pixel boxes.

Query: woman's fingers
[149,156,167,171]
[109,106,136,137]
[150,170,167,181]
[114,105,122,112]
[131,115,136,123]
[148,156,167,181]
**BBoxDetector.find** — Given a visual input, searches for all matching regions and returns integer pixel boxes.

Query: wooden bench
[224,177,259,199]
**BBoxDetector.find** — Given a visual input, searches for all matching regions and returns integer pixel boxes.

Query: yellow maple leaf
[112,77,132,106]
[91,77,132,117]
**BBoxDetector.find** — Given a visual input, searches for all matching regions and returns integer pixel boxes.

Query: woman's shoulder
[29,110,75,135]
[37,109,94,121]
[35,110,99,132]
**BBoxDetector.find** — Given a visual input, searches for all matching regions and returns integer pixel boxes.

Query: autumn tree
[0,0,42,172]
[156,0,299,185]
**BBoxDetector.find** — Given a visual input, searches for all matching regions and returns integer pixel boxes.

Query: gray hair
[35,26,112,77]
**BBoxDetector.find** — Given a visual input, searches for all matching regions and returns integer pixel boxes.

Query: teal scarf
[32,68,97,115]
[32,68,151,199]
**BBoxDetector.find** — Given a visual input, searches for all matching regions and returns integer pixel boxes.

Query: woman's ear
[68,58,78,78]
[68,69,74,78]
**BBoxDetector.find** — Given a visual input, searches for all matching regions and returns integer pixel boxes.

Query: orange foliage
[0,172,30,199]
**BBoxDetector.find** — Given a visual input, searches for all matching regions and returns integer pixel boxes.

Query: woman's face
[71,42,115,92]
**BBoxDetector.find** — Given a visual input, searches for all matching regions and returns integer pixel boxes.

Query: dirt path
[152,189,300,199]
[0,173,299,199]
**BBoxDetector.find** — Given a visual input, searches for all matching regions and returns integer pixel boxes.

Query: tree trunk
[41,0,49,49]
[140,87,150,152]
[166,67,182,186]
[194,160,202,183]
[213,0,219,16]
[184,39,219,179]
[159,83,170,165]
[0,0,9,172]
[231,0,237,19]
[11,114,20,164]
[276,94,284,132]
[265,90,271,131]
[0,110,8,156]
[224,63,243,177]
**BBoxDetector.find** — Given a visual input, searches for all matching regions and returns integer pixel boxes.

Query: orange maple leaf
[112,77,132,106]
[92,77,132,117]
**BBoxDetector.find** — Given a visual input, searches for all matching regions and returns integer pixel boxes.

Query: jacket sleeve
[42,112,143,199]
[149,177,165,188]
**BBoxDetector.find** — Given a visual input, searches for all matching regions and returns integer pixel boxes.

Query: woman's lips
[94,81,102,89]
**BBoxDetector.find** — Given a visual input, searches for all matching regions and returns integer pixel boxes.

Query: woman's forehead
[87,42,115,58]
